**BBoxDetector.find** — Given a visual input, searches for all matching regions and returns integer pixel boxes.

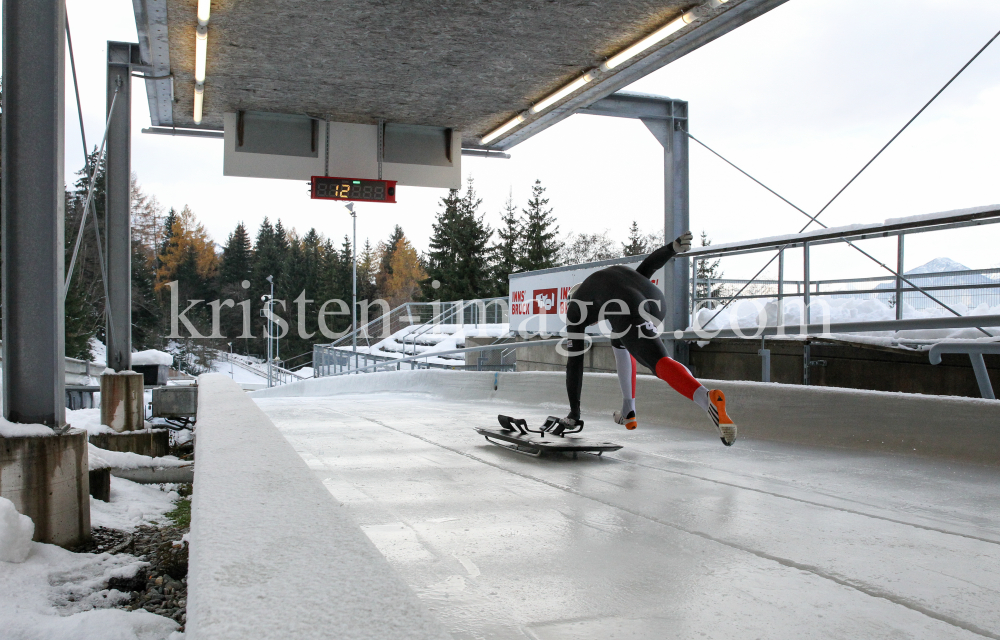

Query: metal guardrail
[929,341,1000,400]
[689,205,1000,325]
[313,314,1000,378]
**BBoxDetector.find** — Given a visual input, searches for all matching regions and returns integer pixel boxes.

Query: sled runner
[475,415,623,458]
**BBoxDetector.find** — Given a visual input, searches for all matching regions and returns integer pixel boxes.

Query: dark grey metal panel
[234,111,319,158]
[1,0,67,427]
[106,42,136,373]
[383,124,452,167]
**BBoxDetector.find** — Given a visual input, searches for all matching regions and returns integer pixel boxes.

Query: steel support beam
[2,0,67,427]
[579,93,690,362]
[105,42,140,372]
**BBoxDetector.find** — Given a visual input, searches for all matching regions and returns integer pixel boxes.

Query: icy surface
[0,497,34,563]
[255,373,1000,639]
[88,477,180,531]
[130,350,173,367]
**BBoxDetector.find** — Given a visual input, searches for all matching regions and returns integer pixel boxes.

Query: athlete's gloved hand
[672,231,693,254]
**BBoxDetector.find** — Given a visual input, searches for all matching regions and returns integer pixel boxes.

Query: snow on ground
[355,323,508,364]
[1,487,182,640]
[67,408,114,435]
[210,359,267,384]
[89,477,181,532]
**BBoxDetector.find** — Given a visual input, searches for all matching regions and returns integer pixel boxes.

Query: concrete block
[89,468,111,502]
[189,374,449,640]
[89,430,170,457]
[0,429,90,547]
[100,372,145,432]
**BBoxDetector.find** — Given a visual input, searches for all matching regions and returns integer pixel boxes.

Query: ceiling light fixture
[480,0,730,145]
[193,1,211,124]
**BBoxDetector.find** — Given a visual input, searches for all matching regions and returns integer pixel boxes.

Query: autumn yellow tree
[156,205,218,298]
[384,235,426,308]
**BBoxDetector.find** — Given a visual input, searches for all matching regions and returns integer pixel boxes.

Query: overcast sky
[23,0,1000,282]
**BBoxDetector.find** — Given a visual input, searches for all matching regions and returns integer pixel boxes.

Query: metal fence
[697,267,1000,312]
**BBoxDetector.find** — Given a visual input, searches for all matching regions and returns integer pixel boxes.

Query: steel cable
[690,26,1000,336]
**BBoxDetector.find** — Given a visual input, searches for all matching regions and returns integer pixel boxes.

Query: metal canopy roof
[134,0,786,149]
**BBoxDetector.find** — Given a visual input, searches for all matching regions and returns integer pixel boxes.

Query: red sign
[532,288,558,314]
[510,290,530,315]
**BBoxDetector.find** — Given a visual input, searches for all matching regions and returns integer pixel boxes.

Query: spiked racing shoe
[707,390,737,446]
[613,410,638,430]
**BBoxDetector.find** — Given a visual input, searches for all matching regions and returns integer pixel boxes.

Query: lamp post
[228,342,233,379]
[345,203,358,372]
[263,274,274,387]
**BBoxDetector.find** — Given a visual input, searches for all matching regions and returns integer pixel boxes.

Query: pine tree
[422,179,494,301]
[492,190,523,295]
[520,179,561,271]
[219,222,253,287]
[621,221,649,256]
[156,205,219,335]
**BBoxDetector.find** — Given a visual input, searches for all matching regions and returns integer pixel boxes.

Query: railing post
[691,258,698,327]
[895,234,905,320]
[777,248,784,328]
[803,241,811,327]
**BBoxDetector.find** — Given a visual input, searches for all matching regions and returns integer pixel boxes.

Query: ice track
[256,392,1000,640]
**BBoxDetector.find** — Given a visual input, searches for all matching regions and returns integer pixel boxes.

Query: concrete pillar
[100,372,145,432]
[1,0,66,427]
[105,42,137,372]
[0,430,90,547]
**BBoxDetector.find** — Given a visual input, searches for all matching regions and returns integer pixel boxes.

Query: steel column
[105,42,137,372]
[895,234,905,321]
[777,248,784,326]
[2,0,66,427]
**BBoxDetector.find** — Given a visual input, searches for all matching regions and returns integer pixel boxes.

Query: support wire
[64,9,118,349]
[690,26,1000,336]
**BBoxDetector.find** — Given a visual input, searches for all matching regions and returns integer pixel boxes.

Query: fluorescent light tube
[530,73,595,114]
[601,13,692,71]
[197,0,211,25]
[481,114,526,145]
[193,84,204,124]
[195,25,208,83]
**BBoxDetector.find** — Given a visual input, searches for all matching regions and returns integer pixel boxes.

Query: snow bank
[0,532,177,640]
[89,477,180,531]
[0,497,34,563]
[131,350,173,367]
[88,444,189,472]
[0,417,54,438]
[67,408,115,435]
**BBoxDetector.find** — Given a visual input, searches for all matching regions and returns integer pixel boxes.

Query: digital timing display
[310,176,397,203]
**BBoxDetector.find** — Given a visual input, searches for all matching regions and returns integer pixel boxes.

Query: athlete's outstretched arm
[635,231,693,279]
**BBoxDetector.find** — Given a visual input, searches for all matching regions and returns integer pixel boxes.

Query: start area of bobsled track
[250,371,1000,640]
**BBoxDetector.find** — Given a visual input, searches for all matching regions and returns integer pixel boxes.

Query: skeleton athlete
[562,231,737,446]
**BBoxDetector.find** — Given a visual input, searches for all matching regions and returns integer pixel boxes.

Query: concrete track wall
[254,370,1000,467]
[189,374,449,640]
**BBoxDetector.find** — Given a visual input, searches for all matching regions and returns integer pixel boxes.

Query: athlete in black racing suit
[562,232,737,446]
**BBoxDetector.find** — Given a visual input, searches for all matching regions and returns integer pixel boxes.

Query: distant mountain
[906,257,970,275]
